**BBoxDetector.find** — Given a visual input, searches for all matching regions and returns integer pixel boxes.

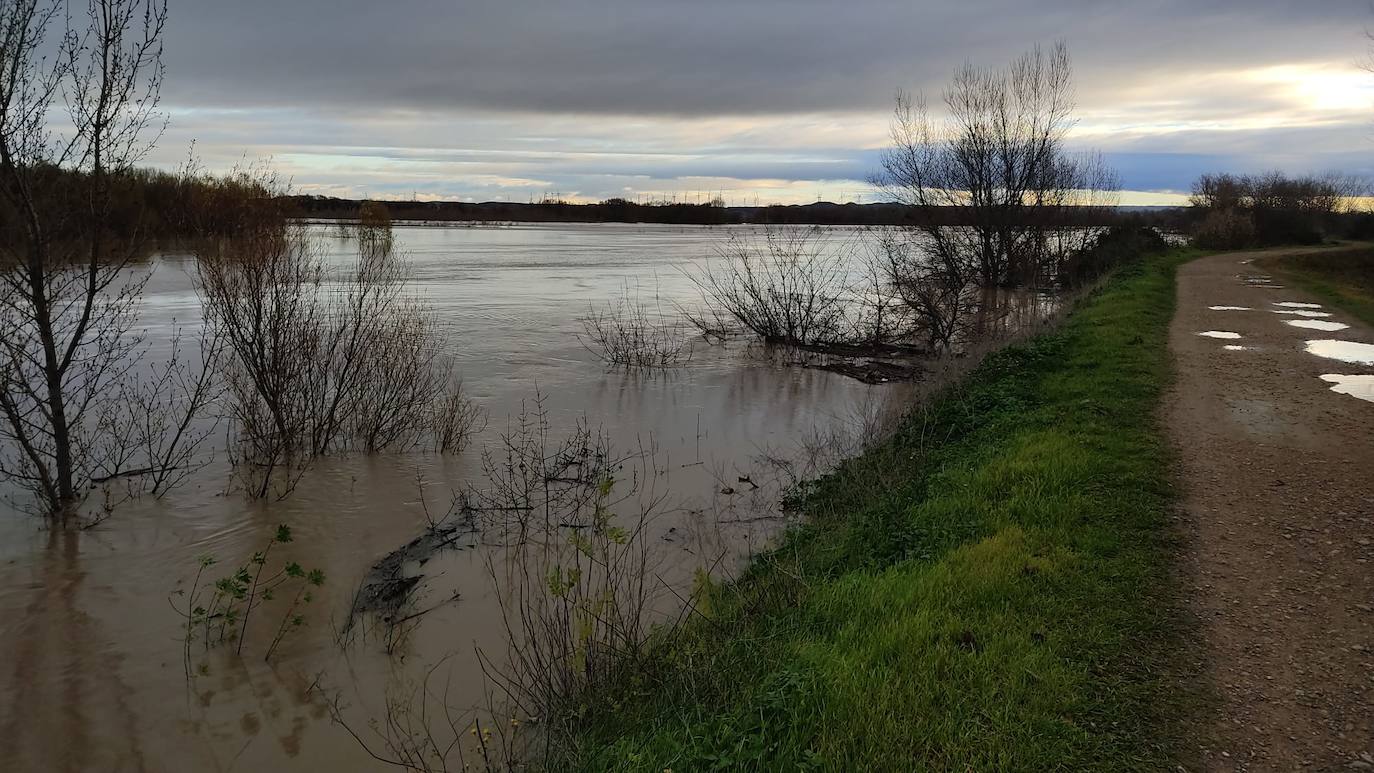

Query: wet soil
[1166,249,1374,771]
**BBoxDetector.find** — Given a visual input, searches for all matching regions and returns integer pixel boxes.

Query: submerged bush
[579,283,692,368]
[196,191,480,499]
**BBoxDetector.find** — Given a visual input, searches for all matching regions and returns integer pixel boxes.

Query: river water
[0,223,912,771]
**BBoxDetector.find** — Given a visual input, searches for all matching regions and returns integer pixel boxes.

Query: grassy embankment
[1260,246,1374,326]
[559,249,1202,771]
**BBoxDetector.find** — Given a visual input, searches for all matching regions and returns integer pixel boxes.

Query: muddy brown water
[0,224,920,771]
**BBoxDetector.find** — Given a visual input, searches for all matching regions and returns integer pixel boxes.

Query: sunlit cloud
[1247,63,1373,112]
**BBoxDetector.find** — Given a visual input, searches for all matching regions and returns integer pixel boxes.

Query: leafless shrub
[871,230,980,350]
[689,226,875,348]
[197,198,477,498]
[578,282,691,368]
[432,382,485,455]
[197,215,322,498]
[327,659,513,773]
[89,328,225,503]
[848,250,916,347]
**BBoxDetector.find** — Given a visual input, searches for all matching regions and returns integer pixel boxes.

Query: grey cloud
[162,0,1370,116]
[140,0,1374,198]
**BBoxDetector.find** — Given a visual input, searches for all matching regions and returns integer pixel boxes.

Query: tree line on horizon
[1184,171,1369,249]
[4,166,1366,237]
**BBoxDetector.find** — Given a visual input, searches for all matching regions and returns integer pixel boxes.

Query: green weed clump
[171,524,326,674]
[555,250,1201,772]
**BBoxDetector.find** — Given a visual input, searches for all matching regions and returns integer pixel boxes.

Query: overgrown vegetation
[546,247,1196,771]
[1260,246,1374,327]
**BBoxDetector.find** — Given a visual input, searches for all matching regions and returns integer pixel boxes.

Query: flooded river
[0,223,911,771]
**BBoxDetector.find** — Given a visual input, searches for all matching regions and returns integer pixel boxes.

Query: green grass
[557,250,1202,772]
[1260,245,1374,326]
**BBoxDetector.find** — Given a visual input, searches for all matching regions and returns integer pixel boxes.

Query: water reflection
[1271,309,1333,318]
[1284,320,1349,332]
[1304,339,1374,365]
[1319,374,1374,403]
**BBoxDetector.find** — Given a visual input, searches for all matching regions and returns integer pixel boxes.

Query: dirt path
[1167,249,1374,771]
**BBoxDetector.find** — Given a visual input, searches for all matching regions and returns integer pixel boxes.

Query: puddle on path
[1319,374,1374,404]
[1198,331,1243,339]
[1271,309,1333,318]
[1275,302,1323,309]
[1209,306,1252,311]
[1286,320,1350,332]
[1305,339,1374,365]
[1223,345,1251,351]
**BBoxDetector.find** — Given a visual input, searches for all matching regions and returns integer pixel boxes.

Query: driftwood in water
[341,515,475,636]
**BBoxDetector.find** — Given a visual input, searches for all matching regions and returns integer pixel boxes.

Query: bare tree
[1188,171,1366,247]
[875,43,1117,288]
[0,0,212,521]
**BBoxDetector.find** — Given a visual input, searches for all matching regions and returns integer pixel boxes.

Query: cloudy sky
[153,0,1374,205]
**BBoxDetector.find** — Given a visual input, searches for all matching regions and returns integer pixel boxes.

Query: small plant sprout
[170,524,326,669]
